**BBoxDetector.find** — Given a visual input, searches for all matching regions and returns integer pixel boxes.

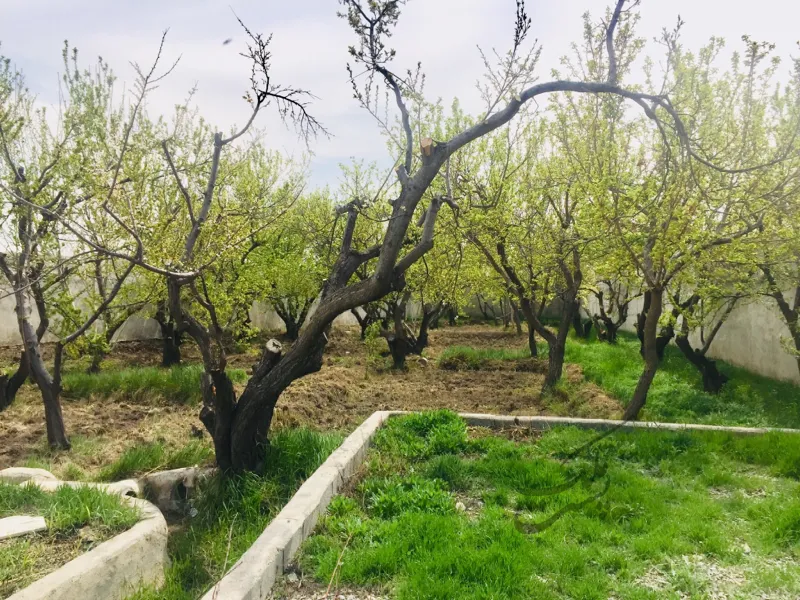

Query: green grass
[563,331,800,429]
[96,440,213,482]
[297,411,800,600]
[438,346,535,370]
[438,331,800,429]
[61,365,248,404]
[127,427,343,600]
[0,482,139,531]
[0,482,140,597]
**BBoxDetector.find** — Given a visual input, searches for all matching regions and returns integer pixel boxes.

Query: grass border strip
[1,471,168,600]
[201,410,393,600]
[200,409,799,600]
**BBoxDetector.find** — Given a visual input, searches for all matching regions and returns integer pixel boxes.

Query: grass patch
[297,411,800,600]
[96,440,213,482]
[127,427,343,600]
[564,331,800,428]
[439,331,800,428]
[438,346,541,371]
[0,482,139,597]
[61,365,248,404]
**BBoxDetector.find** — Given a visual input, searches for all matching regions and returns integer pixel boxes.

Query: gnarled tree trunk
[155,303,182,367]
[12,281,70,449]
[625,287,664,420]
[572,301,593,338]
[675,334,728,394]
[636,290,674,360]
[384,292,413,369]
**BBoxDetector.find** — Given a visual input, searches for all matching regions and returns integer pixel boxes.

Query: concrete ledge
[0,474,168,600]
[455,413,800,435]
[201,410,393,600]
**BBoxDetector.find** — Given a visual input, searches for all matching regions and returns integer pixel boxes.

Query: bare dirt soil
[0,325,621,476]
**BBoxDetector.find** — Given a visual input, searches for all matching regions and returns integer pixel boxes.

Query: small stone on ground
[0,515,47,540]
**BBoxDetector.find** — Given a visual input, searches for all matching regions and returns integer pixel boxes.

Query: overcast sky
[2,0,799,188]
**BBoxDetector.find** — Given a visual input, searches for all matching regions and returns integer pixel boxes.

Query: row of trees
[1,0,798,471]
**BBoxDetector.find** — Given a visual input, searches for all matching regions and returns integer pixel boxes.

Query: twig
[325,532,354,599]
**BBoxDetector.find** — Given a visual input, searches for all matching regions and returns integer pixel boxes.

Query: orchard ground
[1,322,798,481]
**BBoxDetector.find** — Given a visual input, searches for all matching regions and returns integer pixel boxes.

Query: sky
[2,0,799,189]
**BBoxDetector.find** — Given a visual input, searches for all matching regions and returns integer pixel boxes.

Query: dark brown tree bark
[383,291,413,369]
[572,301,593,338]
[592,286,633,343]
[671,293,736,394]
[675,333,728,394]
[624,287,664,420]
[636,290,675,360]
[761,268,800,375]
[0,353,30,412]
[10,277,71,449]
[446,305,458,326]
[155,303,182,367]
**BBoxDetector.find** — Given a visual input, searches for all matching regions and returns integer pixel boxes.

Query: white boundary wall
[583,294,800,384]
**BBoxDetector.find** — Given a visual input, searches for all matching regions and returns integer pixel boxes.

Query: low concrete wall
[0,469,168,600]
[201,411,392,600]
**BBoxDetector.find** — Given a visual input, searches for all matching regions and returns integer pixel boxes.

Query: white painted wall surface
[584,294,800,384]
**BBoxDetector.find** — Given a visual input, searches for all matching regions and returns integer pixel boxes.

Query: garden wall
[582,294,800,384]
[0,289,359,345]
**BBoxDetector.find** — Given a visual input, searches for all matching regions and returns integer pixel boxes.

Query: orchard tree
[590,32,799,419]
[0,43,167,446]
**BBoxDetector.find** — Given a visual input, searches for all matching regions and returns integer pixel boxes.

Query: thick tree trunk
[413,302,441,354]
[625,287,664,420]
[572,303,593,339]
[0,353,30,412]
[200,370,237,471]
[40,379,70,450]
[229,335,327,471]
[520,291,577,391]
[543,302,575,390]
[675,334,728,394]
[384,292,413,369]
[162,326,182,367]
[636,290,673,359]
[593,314,618,343]
[155,307,182,367]
[13,284,70,449]
[275,298,313,342]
